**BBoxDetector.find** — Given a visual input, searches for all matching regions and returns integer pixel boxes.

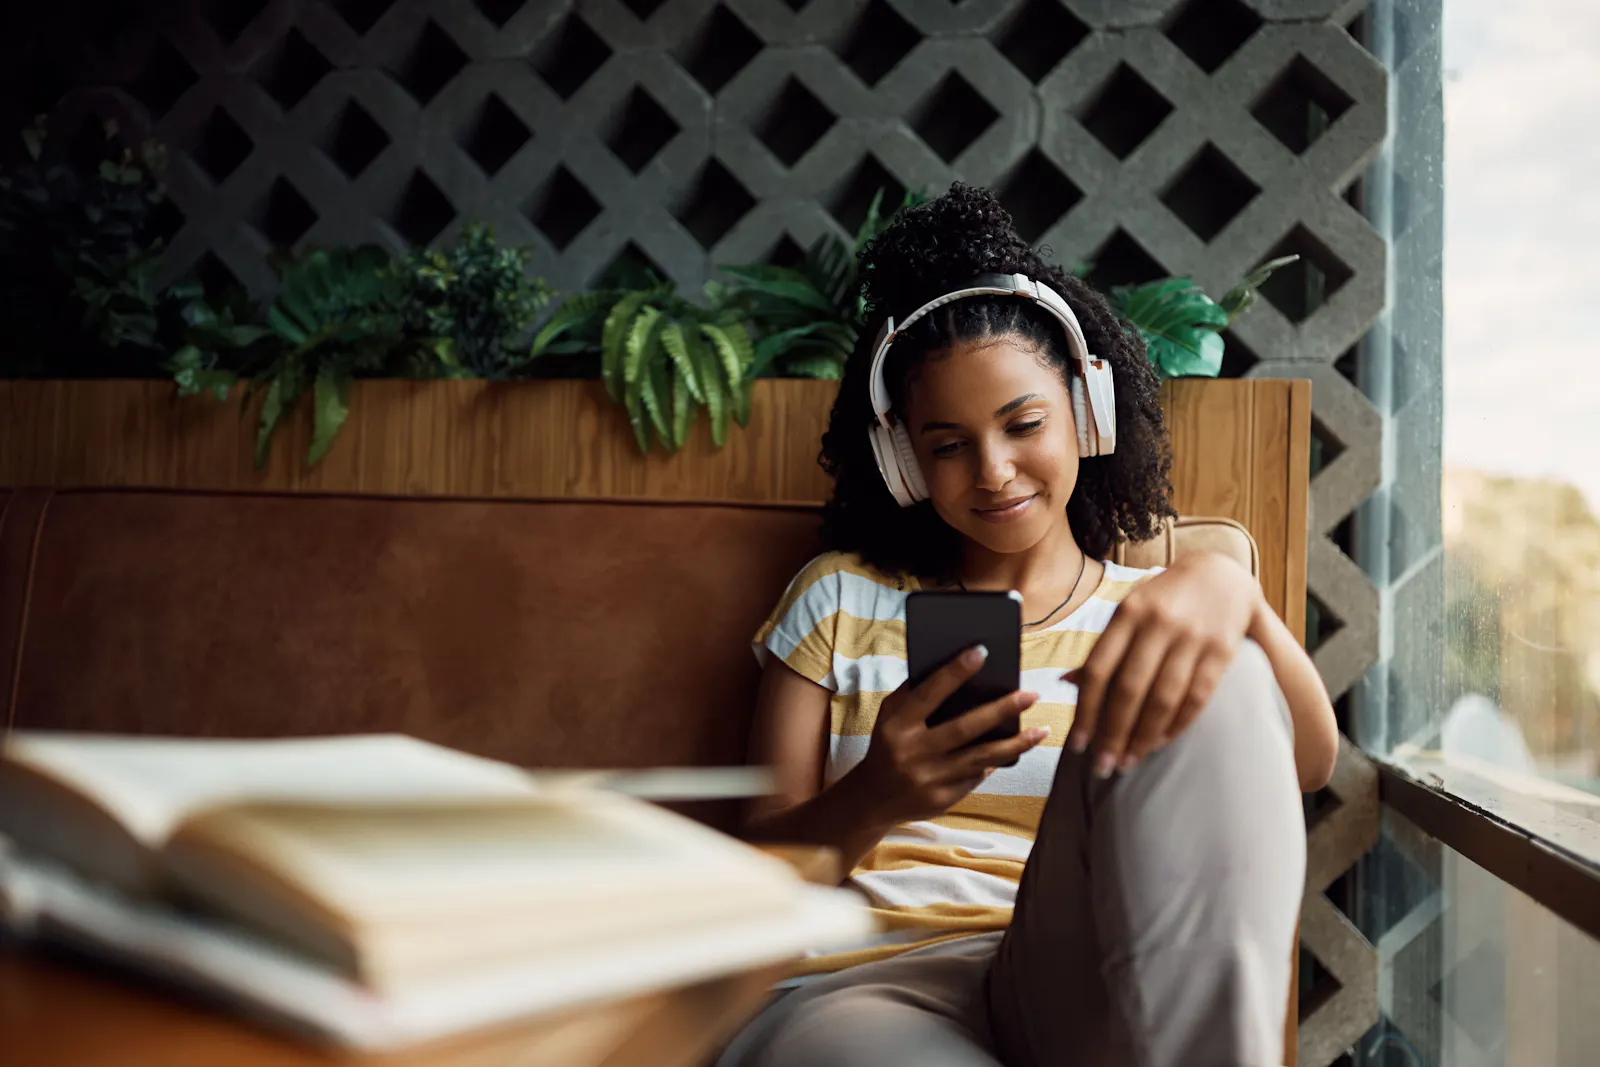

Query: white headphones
[866,272,1117,508]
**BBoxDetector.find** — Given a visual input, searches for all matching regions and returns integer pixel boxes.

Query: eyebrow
[920,393,1045,434]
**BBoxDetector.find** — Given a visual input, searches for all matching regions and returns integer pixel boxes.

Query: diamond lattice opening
[779,0,809,10]
[1303,783,1343,832]
[765,234,808,268]
[129,37,198,118]
[458,93,531,176]
[1163,0,1263,74]
[1305,591,1344,658]
[674,160,756,249]
[996,150,1081,244]
[909,72,999,164]
[1252,55,1355,154]
[328,0,395,36]
[472,0,525,28]
[835,0,918,88]
[620,0,668,19]
[1160,143,1260,242]
[604,87,680,173]
[194,251,243,300]
[148,197,186,245]
[320,99,390,179]
[1078,63,1173,159]
[593,242,666,288]
[1084,229,1165,291]
[389,170,455,246]
[1256,225,1353,323]
[1310,415,1347,475]
[827,154,906,237]
[392,19,469,106]
[993,0,1089,84]
[191,106,254,185]
[200,0,269,45]
[534,15,611,100]
[677,5,761,95]
[257,28,332,111]
[250,176,319,249]
[755,78,836,168]
[1217,329,1257,379]
[526,166,601,250]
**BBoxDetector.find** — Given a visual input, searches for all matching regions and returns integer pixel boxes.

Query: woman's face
[902,335,1078,556]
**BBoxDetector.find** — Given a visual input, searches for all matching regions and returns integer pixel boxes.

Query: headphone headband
[866,273,1108,439]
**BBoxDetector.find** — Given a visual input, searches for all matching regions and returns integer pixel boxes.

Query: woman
[722,185,1337,1067]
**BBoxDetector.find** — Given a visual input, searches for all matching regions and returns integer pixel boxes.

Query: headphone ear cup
[869,421,914,507]
[1071,371,1118,457]
[890,421,928,503]
[1071,376,1093,458]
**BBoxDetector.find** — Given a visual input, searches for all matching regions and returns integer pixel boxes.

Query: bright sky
[1442,0,1600,513]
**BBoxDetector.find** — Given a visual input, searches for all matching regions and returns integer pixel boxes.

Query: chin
[946,507,1055,556]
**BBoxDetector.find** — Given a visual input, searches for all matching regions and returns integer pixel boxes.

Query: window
[1348,3,1600,1065]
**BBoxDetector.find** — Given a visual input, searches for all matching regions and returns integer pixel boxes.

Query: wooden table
[0,947,781,1067]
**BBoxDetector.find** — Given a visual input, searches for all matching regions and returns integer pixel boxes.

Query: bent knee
[1172,639,1294,760]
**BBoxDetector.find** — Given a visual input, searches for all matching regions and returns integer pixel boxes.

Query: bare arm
[740,659,899,875]
[742,652,1048,878]
[1248,597,1339,791]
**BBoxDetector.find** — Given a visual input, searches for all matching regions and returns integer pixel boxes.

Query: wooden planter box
[0,375,1307,633]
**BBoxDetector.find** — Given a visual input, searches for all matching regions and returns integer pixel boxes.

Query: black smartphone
[905,590,1023,761]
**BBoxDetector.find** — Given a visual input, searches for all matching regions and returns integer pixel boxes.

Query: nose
[974,440,1016,493]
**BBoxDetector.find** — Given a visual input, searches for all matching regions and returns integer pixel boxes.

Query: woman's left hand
[1064,552,1263,779]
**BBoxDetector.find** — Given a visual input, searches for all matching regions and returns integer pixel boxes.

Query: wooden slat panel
[1161,378,1311,632]
[1,378,1310,623]
[0,380,841,504]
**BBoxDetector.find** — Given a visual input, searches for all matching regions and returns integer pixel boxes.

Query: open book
[0,733,871,1048]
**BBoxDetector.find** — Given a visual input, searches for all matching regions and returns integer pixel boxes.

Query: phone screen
[905,591,1023,757]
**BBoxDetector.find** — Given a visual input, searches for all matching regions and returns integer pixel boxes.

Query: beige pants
[719,640,1305,1067]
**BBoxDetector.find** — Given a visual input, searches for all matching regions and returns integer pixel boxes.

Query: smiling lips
[973,495,1036,523]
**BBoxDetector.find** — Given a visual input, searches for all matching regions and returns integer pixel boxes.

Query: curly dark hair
[818,183,1174,580]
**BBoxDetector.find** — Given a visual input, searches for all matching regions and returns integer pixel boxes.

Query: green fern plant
[722,187,926,380]
[168,246,413,468]
[1108,255,1300,380]
[531,277,754,454]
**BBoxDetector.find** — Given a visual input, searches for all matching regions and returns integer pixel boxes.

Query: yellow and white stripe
[753,553,1161,975]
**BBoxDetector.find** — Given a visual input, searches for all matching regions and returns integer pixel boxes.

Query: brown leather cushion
[3,490,823,773]
[2,492,1259,775]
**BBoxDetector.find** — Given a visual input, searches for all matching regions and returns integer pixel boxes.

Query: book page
[1,733,540,849]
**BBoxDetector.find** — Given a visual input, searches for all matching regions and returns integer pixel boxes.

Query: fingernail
[1093,753,1116,779]
[1017,690,1039,708]
[1120,754,1140,771]
[967,644,989,666]
[1028,726,1051,742]
[1067,731,1088,754]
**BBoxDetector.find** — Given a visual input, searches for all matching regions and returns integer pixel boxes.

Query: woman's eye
[1009,420,1045,436]
[930,441,964,458]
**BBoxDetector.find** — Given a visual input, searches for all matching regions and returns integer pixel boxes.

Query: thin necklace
[961,551,1088,629]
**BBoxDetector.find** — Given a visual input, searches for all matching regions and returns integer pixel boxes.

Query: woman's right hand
[850,645,1047,825]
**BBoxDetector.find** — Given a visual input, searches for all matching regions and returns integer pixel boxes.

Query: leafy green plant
[722,188,926,381]
[532,273,754,454]
[1107,256,1299,380]
[395,224,553,379]
[0,116,194,376]
[170,246,414,467]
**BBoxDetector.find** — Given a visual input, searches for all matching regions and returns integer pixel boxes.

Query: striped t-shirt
[753,551,1162,976]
